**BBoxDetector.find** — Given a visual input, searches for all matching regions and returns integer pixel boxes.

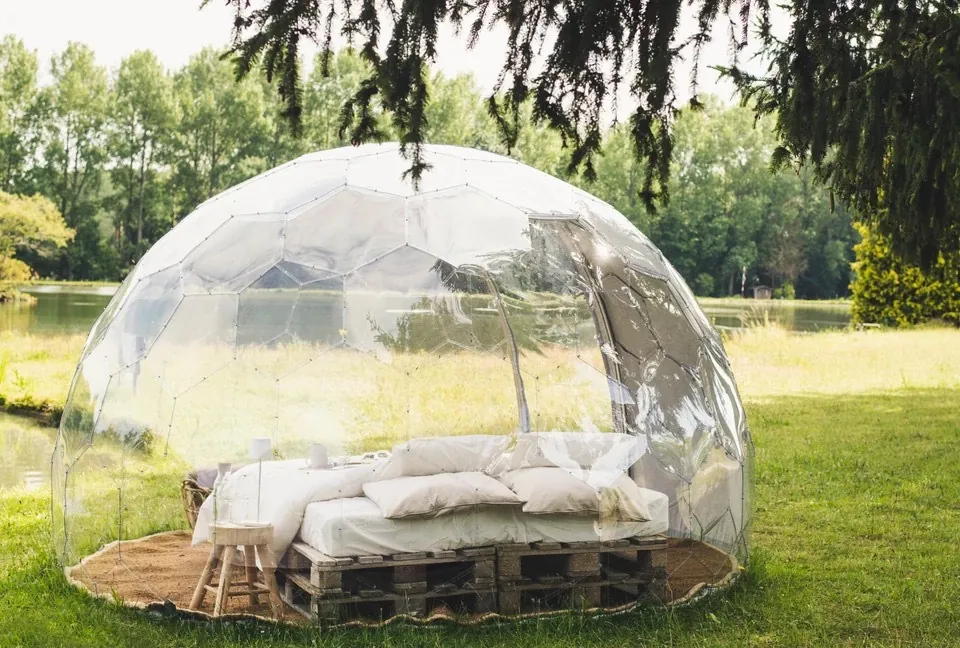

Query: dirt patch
[68,532,736,622]
[663,538,737,602]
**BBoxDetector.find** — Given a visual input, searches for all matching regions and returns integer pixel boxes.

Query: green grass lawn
[1,327,959,646]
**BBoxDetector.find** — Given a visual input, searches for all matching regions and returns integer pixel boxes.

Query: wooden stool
[189,522,283,618]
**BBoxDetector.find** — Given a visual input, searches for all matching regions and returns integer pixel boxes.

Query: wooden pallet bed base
[496,537,668,615]
[279,541,497,622]
[279,536,668,623]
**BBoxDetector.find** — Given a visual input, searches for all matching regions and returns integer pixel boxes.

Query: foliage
[585,99,857,298]
[0,36,42,194]
[216,1,960,268]
[727,2,960,267]
[772,282,796,300]
[0,191,73,283]
[302,49,382,150]
[0,35,857,299]
[215,0,727,202]
[106,50,176,269]
[169,49,273,215]
[851,225,960,327]
[32,43,110,281]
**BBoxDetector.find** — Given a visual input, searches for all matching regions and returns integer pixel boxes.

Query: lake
[2,284,117,336]
[699,298,852,332]
[2,284,852,338]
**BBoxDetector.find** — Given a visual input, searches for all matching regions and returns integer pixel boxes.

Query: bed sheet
[300,489,669,557]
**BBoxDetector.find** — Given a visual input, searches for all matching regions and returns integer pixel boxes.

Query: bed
[299,489,669,558]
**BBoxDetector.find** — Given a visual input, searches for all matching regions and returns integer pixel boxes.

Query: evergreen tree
[212,0,960,265]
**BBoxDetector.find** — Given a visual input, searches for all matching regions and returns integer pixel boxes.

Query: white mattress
[299,489,669,558]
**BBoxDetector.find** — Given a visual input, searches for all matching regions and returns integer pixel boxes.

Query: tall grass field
[1,325,959,647]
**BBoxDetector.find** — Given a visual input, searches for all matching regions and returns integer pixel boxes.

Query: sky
[2,0,774,110]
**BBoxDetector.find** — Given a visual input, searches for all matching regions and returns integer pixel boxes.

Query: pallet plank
[429,550,457,560]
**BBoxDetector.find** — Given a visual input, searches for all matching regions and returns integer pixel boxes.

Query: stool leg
[256,544,283,619]
[213,545,237,617]
[190,544,224,610]
[243,545,260,606]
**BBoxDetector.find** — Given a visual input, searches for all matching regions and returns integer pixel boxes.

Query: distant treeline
[0,36,856,298]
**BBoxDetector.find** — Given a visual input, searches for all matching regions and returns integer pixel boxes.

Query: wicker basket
[180,476,211,530]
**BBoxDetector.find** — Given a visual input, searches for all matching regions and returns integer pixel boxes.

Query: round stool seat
[210,521,274,546]
[189,522,283,618]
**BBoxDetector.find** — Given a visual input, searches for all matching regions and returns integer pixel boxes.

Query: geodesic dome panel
[54,144,753,612]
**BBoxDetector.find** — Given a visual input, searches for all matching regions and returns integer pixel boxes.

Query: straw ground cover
[1,326,959,646]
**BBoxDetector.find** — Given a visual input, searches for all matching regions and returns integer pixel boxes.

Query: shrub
[773,282,796,300]
[851,225,960,327]
[693,273,715,296]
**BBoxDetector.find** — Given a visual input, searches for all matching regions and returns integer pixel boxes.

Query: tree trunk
[137,135,148,249]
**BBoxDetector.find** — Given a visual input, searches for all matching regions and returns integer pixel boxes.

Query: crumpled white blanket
[191,459,383,556]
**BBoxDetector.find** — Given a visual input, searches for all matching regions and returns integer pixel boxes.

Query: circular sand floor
[66,532,738,625]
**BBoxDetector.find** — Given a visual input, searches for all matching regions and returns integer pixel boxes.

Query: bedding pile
[192,433,668,558]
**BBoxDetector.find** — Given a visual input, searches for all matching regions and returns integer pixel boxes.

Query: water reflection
[2,284,852,337]
[0,413,53,491]
[2,286,114,335]
[700,300,851,332]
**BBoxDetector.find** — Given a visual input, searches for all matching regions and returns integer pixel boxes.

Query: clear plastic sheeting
[54,144,753,607]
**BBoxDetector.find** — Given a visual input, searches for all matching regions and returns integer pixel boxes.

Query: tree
[107,50,175,269]
[169,49,271,218]
[424,71,565,171]
[582,98,855,298]
[0,36,42,194]
[258,74,308,170]
[424,72,495,148]
[214,0,960,266]
[34,43,109,280]
[728,2,960,267]
[302,49,384,150]
[0,191,73,283]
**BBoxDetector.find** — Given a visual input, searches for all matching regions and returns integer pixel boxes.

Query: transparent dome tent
[54,143,753,623]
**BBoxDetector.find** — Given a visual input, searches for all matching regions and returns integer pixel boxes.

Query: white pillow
[375,435,510,478]
[499,467,598,515]
[363,472,523,519]
[509,432,647,487]
[499,467,652,521]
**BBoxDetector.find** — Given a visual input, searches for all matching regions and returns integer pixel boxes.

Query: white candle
[249,437,272,461]
[308,443,329,469]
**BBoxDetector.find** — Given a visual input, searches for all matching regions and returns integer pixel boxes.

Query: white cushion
[509,432,647,487]
[499,467,652,521]
[362,472,523,519]
[376,435,510,478]
[499,467,598,515]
